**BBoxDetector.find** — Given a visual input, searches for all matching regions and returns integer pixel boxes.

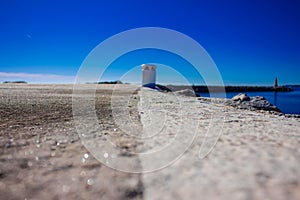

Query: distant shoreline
[1,82,297,93]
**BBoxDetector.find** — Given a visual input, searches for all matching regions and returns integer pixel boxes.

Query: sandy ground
[139,88,300,200]
[0,84,300,200]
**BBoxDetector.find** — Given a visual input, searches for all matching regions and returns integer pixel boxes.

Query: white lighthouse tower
[142,64,156,88]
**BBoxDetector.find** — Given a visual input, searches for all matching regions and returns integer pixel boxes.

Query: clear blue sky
[0,0,299,85]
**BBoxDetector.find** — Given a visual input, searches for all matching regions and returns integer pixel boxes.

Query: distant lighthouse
[142,64,156,88]
[274,77,278,89]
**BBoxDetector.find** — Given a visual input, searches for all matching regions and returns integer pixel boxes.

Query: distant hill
[3,81,28,84]
[86,80,123,84]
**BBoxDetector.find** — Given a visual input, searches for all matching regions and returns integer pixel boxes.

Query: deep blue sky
[0,0,299,85]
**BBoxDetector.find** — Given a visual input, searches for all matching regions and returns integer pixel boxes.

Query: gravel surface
[0,84,299,200]
[0,84,142,200]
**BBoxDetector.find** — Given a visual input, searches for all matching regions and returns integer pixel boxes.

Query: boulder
[252,96,266,101]
[227,95,281,113]
[156,84,172,92]
[250,96,280,112]
[232,93,250,101]
[174,89,196,97]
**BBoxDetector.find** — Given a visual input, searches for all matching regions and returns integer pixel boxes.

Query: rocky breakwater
[227,93,281,113]
[192,85,293,93]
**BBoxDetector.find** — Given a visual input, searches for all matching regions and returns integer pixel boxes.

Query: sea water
[198,86,300,115]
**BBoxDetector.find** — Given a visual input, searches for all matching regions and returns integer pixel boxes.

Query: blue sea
[197,86,300,115]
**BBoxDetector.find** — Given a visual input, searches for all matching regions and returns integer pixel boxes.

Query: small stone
[104,152,109,158]
[87,178,94,186]
[27,161,33,167]
[80,171,86,177]
[84,153,89,159]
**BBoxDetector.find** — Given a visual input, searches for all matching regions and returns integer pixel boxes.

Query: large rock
[228,95,281,113]
[156,84,172,92]
[174,89,197,97]
[232,93,250,101]
[250,96,280,112]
